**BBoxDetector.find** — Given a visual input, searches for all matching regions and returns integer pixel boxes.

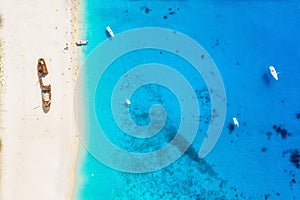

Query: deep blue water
[74,1,300,199]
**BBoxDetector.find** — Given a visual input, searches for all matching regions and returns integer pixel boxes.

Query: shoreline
[68,0,87,199]
[69,0,86,198]
[68,1,80,199]
[0,0,80,199]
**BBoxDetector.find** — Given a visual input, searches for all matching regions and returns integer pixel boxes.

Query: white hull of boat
[106,26,115,37]
[233,117,239,127]
[76,40,88,45]
[269,66,278,80]
[125,98,131,105]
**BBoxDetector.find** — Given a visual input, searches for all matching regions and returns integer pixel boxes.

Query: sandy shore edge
[0,0,81,199]
[68,0,85,199]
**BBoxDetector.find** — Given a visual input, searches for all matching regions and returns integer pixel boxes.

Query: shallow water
[74,1,300,199]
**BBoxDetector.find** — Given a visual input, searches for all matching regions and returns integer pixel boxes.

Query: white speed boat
[233,117,239,127]
[125,98,131,105]
[106,26,115,37]
[269,65,278,80]
[76,40,88,46]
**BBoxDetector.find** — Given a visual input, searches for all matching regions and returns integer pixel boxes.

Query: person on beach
[64,43,69,51]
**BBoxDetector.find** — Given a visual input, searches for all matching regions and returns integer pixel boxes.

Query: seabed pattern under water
[75,1,300,200]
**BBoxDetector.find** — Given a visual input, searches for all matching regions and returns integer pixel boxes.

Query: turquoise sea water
[74,1,300,199]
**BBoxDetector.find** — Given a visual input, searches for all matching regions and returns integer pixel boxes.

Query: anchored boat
[76,40,88,46]
[269,65,278,80]
[106,26,115,38]
[125,98,131,105]
[233,117,239,127]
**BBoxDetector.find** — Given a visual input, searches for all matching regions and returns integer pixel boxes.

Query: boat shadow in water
[164,125,217,177]
[105,31,112,38]
[262,72,270,86]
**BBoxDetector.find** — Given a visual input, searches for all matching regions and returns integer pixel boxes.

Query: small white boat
[125,98,131,105]
[106,26,115,37]
[233,117,239,127]
[269,65,278,80]
[76,40,88,46]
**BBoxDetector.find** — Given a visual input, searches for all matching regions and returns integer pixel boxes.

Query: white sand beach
[0,0,80,199]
